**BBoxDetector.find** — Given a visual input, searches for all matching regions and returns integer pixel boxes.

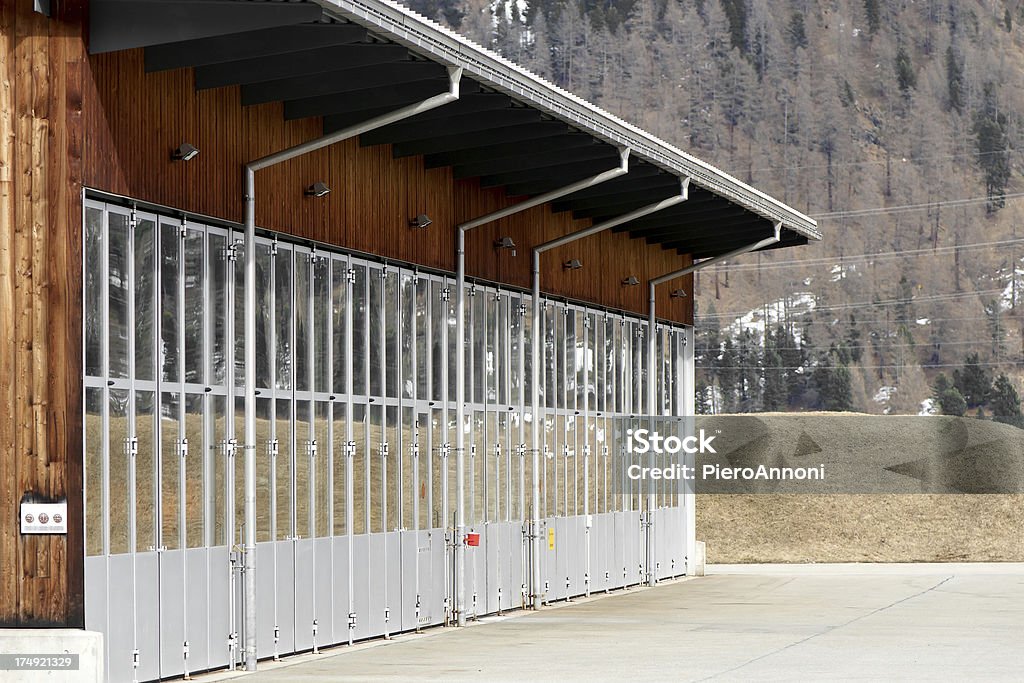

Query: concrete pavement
[198,563,1024,682]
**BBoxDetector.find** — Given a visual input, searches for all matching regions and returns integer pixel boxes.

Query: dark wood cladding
[83,48,694,323]
[0,0,85,627]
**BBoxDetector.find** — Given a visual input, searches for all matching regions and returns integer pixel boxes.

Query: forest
[404,0,1024,418]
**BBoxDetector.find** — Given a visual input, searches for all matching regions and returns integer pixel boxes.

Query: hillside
[410,0,1024,416]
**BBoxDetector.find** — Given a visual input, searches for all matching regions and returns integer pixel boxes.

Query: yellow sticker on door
[548,527,555,550]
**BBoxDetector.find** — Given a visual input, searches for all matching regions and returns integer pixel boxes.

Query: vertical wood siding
[0,0,85,627]
[82,49,694,322]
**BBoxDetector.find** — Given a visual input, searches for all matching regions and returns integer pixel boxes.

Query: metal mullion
[516,297,525,524]
[410,270,419,534]
[379,267,388,532]
[99,203,111,558]
[343,255,355,646]
[362,267,371,536]
[307,251,316,541]
[175,220,187,553]
[290,247,298,540]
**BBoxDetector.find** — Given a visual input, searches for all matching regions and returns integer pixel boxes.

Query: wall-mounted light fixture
[494,236,517,256]
[670,288,687,298]
[563,259,583,270]
[171,142,199,161]
[622,276,640,286]
[305,181,331,198]
[409,213,432,229]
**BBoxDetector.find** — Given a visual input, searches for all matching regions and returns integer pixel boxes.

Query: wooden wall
[0,0,85,627]
[83,49,694,322]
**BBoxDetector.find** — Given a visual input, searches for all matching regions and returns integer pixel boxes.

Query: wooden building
[0,0,818,679]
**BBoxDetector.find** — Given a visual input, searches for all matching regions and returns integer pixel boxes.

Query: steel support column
[646,222,781,579]
[531,177,690,602]
[241,67,463,670]
[455,149,631,621]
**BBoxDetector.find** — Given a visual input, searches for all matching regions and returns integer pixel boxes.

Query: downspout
[241,66,463,671]
[530,176,689,606]
[647,221,782,580]
[455,148,630,624]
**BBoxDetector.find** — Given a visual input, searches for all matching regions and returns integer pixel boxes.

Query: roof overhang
[88,0,820,259]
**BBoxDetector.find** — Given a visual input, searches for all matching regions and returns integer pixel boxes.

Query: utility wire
[708,238,1024,271]
[812,191,1024,219]
[696,289,1008,319]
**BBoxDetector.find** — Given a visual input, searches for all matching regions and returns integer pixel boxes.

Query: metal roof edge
[311,0,821,242]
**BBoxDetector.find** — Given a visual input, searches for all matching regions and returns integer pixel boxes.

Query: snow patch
[916,318,930,326]
[919,398,937,416]
[873,386,896,404]
[722,292,816,342]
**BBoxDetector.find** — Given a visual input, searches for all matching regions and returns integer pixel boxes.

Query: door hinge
[226,239,243,262]
[345,440,356,458]
[308,439,318,458]
[125,436,138,458]
[269,237,278,257]
[346,267,356,284]
[224,438,237,458]
[129,206,138,231]
[379,442,388,457]
[412,443,420,458]
[441,443,451,459]
[178,438,189,458]
[180,215,188,239]
[268,438,279,458]
[440,287,450,302]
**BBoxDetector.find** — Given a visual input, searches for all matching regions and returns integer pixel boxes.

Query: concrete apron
[0,630,103,683]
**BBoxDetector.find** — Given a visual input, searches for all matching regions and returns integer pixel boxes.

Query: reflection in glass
[85,207,104,377]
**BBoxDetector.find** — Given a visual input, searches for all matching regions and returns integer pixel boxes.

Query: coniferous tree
[944,46,964,113]
[974,83,1011,213]
[990,374,1022,426]
[953,353,992,408]
[895,45,917,94]
[864,0,881,35]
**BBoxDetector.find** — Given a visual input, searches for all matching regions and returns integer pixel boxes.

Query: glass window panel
[212,395,228,545]
[256,243,273,390]
[134,218,156,382]
[108,389,130,554]
[275,399,292,540]
[544,415,555,518]
[369,406,383,533]
[386,406,399,530]
[484,294,496,405]
[352,265,367,396]
[430,280,444,402]
[315,402,331,537]
[257,397,273,543]
[472,410,485,524]
[183,228,204,384]
[576,311,587,409]
[84,207,104,377]
[402,407,415,530]
[415,411,428,530]
[234,241,245,389]
[189,405,211,548]
[522,298,532,406]
[430,407,444,528]
[473,290,485,405]
[275,249,293,391]
[385,271,399,399]
[332,402,348,536]
[510,295,521,407]
[500,295,510,405]
[296,401,312,539]
[208,233,229,387]
[234,397,245,541]
[415,279,428,400]
[485,411,497,524]
[295,255,311,394]
[352,404,367,534]
[544,305,555,409]
[158,391,179,550]
[331,258,348,397]
[401,274,415,401]
[369,267,383,398]
[85,388,104,555]
[314,260,330,394]
[563,310,574,410]
[136,391,157,552]
[160,221,180,383]
[447,287,458,403]
[108,212,130,379]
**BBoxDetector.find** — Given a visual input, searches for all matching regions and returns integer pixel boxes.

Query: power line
[696,288,1008,319]
[812,191,1024,220]
[699,360,1019,370]
[708,238,1024,272]
[741,148,1011,176]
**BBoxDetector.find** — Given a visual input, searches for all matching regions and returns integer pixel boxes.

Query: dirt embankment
[695,413,1024,563]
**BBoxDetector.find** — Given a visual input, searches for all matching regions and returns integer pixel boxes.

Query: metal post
[530,178,689,601]
[456,149,631,618]
[646,222,782,581]
[241,67,463,669]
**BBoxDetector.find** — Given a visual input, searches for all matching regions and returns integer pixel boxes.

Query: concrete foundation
[0,629,103,683]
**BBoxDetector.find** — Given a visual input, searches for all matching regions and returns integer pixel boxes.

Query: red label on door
[465,532,480,546]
